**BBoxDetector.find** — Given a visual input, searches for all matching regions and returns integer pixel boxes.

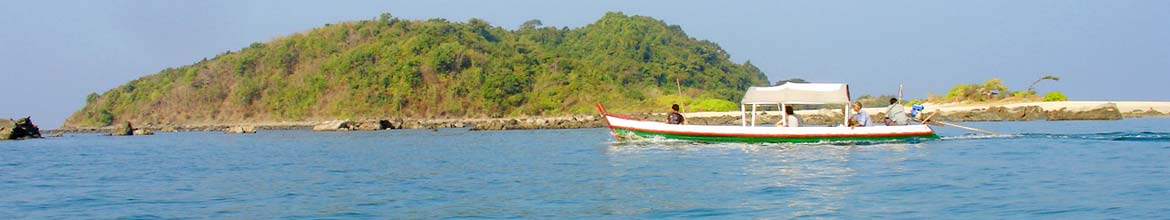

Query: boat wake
[940,133,1023,140]
[1020,131,1170,142]
[610,135,693,145]
[613,131,1170,147]
[610,134,933,147]
[942,132,1170,142]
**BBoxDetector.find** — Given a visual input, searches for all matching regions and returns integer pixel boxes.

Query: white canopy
[740,83,851,105]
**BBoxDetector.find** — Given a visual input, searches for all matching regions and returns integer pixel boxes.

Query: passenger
[883,98,909,125]
[667,104,685,125]
[776,106,802,127]
[849,102,872,127]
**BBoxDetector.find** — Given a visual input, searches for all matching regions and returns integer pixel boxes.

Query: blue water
[3,118,1170,219]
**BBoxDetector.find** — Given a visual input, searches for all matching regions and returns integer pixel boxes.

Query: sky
[2,0,1168,129]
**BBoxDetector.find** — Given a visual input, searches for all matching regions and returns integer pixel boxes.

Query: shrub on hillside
[691,98,739,112]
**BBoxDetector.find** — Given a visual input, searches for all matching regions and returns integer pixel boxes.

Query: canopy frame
[740,83,853,127]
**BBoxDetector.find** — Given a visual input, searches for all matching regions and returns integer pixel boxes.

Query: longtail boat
[597,83,939,143]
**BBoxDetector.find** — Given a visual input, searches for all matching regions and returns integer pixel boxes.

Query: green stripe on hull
[614,128,939,143]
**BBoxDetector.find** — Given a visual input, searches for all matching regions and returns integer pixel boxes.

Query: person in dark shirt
[667,104,685,124]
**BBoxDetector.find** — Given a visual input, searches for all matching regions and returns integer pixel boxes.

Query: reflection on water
[746,144,856,218]
[603,141,928,218]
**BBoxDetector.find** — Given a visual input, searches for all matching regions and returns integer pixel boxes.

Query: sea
[2,118,1169,219]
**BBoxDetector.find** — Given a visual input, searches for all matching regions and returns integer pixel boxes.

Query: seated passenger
[776,106,802,127]
[849,102,872,127]
[882,98,909,125]
[667,104,685,125]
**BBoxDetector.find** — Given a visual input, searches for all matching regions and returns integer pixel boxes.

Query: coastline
[49,101,1170,134]
[52,116,606,133]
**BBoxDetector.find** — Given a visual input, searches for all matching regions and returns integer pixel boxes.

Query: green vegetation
[1043,91,1068,102]
[942,78,1009,102]
[690,99,739,111]
[927,77,1066,103]
[854,94,898,109]
[64,12,769,127]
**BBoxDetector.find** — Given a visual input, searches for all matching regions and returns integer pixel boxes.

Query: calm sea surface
[3,118,1170,219]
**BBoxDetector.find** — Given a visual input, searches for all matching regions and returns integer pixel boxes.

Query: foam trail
[1019,132,1170,142]
[940,133,1022,141]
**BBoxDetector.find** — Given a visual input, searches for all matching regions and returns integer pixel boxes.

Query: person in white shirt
[883,98,909,126]
[776,106,802,127]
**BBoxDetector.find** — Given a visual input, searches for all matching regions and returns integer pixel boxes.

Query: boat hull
[603,115,938,143]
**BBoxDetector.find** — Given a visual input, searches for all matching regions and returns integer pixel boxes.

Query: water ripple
[2,119,1169,218]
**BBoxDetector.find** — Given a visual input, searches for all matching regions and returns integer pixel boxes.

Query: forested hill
[64,12,770,128]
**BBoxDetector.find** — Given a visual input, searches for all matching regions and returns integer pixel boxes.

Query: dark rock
[383,119,407,129]
[112,121,134,136]
[1,117,43,140]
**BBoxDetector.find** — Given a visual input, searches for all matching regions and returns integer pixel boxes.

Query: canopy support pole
[776,104,783,126]
[844,103,851,126]
[740,104,747,127]
[751,104,757,127]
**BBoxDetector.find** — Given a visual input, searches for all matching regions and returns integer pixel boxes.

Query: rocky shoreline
[47,102,1168,134]
[52,115,607,134]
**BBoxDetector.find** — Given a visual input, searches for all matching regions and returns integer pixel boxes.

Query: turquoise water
[2,118,1169,219]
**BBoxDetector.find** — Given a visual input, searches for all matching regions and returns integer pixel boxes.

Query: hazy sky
[3,0,1168,128]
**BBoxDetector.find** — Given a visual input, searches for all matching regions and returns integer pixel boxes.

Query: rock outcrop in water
[224,126,257,134]
[112,121,134,136]
[1123,108,1170,118]
[930,106,1047,122]
[312,120,396,131]
[110,121,155,136]
[312,120,352,131]
[1,117,42,140]
[133,129,155,135]
[469,116,602,130]
[1046,103,1123,121]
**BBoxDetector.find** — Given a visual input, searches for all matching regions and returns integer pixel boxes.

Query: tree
[86,93,100,103]
[980,78,1007,99]
[1043,91,1068,102]
[1028,75,1060,92]
[943,78,1007,102]
[774,78,808,86]
[379,13,394,23]
[520,19,543,29]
